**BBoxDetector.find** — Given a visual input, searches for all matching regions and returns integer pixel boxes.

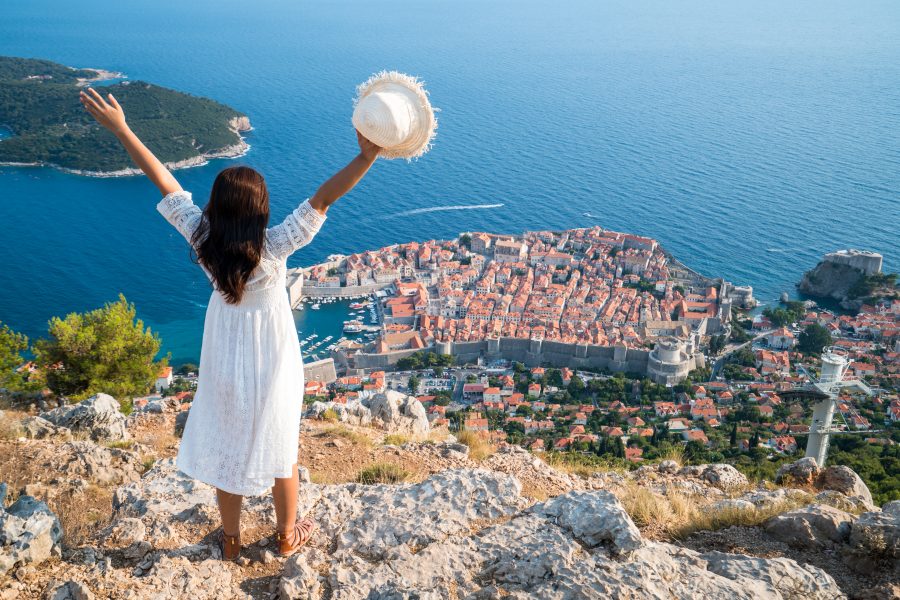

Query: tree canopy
[797,323,832,355]
[33,295,165,400]
[0,322,30,391]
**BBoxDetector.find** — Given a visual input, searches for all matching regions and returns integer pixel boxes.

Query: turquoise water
[1,0,898,363]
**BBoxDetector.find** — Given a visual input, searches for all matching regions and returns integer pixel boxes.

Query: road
[709,329,772,380]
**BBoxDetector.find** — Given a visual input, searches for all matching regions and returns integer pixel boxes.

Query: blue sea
[1,0,898,364]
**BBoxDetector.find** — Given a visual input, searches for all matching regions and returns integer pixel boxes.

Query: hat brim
[353,71,437,160]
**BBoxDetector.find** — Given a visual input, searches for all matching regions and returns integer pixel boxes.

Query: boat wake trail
[384,203,504,218]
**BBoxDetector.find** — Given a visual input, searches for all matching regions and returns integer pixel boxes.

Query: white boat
[344,321,363,333]
[311,303,321,310]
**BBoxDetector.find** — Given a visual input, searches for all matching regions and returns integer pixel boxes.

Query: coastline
[75,68,127,87]
[0,116,252,177]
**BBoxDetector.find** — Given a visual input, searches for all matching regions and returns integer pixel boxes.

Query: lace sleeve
[266,199,327,259]
[157,190,203,246]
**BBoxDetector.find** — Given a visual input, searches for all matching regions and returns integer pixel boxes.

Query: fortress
[822,249,883,276]
[343,334,705,385]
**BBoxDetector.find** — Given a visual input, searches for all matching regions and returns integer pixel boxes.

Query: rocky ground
[0,392,897,599]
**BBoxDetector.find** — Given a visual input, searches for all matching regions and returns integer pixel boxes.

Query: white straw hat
[352,71,437,160]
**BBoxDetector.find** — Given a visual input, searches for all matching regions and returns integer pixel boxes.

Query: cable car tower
[780,347,873,465]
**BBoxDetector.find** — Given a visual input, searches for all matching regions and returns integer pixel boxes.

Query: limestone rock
[41,393,129,441]
[308,391,430,435]
[849,507,900,558]
[482,444,576,496]
[283,469,844,599]
[308,400,372,427]
[0,495,62,576]
[111,458,218,545]
[739,487,810,510]
[883,500,900,517]
[702,464,749,491]
[816,465,874,508]
[298,466,312,484]
[538,490,642,555]
[658,459,679,474]
[138,397,180,414]
[702,550,846,600]
[775,457,820,486]
[765,505,854,549]
[710,499,756,512]
[174,410,189,437]
[677,465,706,478]
[99,518,146,550]
[134,555,243,600]
[44,580,94,600]
[279,552,323,599]
[309,468,526,560]
[52,441,142,485]
[19,416,72,441]
[815,490,872,514]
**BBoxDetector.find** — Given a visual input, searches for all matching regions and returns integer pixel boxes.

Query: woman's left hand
[80,88,129,135]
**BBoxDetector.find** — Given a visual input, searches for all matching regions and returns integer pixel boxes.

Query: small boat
[349,302,365,309]
[311,303,321,310]
[344,321,363,333]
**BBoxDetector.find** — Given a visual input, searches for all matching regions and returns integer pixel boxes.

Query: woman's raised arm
[308,131,381,215]
[79,88,182,196]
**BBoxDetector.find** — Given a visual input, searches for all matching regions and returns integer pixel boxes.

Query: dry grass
[52,484,114,547]
[619,484,696,534]
[521,482,550,502]
[542,452,629,478]
[383,433,410,446]
[104,440,134,450]
[319,408,339,423]
[455,430,495,462]
[675,495,812,539]
[355,462,411,485]
[0,411,24,441]
[657,444,684,466]
[320,425,372,448]
[616,481,813,540]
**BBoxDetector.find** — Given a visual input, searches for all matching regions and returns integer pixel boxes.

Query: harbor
[292,294,381,364]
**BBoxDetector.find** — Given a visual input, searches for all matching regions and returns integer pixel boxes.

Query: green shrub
[355,462,410,485]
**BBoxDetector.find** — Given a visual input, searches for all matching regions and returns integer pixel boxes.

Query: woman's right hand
[356,130,381,162]
[80,88,129,136]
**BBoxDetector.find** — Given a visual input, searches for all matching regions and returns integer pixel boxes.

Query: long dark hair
[191,166,270,304]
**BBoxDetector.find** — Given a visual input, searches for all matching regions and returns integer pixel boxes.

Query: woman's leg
[216,489,243,537]
[272,463,299,536]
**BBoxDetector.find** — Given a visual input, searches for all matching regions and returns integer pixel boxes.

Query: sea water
[0,0,898,362]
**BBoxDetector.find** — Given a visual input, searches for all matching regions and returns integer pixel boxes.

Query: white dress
[157,190,326,496]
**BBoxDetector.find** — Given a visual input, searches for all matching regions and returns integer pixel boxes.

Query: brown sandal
[276,518,317,557]
[219,530,241,562]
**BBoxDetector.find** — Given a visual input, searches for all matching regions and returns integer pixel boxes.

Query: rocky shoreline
[74,68,127,87]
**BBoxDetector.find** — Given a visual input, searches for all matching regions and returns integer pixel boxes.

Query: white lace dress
[157,190,326,496]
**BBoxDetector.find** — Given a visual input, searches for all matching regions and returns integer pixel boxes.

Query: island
[0,56,250,176]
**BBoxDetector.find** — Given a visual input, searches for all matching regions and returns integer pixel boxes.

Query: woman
[80,88,380,560]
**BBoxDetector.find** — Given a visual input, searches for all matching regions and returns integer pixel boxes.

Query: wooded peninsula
[0,56,250,176]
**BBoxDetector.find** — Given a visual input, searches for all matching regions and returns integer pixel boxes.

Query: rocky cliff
[798,260,865,308]
[797,250,895,311]
[0,393,898,599]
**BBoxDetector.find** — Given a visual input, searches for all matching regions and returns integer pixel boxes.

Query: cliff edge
[0,395,897,599]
